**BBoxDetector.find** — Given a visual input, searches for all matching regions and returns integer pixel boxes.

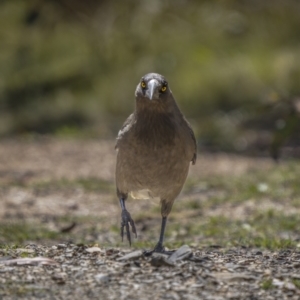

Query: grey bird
[115,73,197,253]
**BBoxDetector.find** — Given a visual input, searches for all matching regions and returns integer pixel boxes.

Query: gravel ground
[1,244,300,299]
[0,138,299,299]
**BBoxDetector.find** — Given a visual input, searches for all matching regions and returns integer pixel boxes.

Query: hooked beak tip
[149,91,154,101]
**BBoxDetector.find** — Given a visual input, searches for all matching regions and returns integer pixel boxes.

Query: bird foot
[153,242,165,253]
[143,243,175,257]
[121,209,137,246]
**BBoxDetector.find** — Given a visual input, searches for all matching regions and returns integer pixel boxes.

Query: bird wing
[172,97,197,165]
[186,118,197,165]
[115,113,135,150]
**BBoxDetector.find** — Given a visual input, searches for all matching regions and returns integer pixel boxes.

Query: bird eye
[161,85,167,92]
[141,81,146,89]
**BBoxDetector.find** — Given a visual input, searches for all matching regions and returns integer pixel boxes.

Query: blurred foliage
[1,0,300,155]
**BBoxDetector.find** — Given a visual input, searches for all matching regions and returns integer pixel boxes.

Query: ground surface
[0,138,300,299]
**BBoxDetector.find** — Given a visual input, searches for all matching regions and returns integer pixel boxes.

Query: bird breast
[116,110,193,201]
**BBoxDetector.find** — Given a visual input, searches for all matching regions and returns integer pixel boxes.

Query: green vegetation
[1,0,300,153]
[0,284,49,298]
[0,222,59,245]
[161,161,300,250]
[292,279,300,289]
[0,214,114,247]
[0,177,114,192]
[261,279,273,290]
[31,178,114,193]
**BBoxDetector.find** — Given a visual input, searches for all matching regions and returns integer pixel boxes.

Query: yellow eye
[141,81,146,88]
[161,85,167,92]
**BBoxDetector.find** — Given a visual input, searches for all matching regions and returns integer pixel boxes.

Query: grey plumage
[115,73,197,252]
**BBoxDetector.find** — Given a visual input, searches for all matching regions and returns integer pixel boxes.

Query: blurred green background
[1,0,300,157]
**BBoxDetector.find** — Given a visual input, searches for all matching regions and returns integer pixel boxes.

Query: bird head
[135,73,171,103]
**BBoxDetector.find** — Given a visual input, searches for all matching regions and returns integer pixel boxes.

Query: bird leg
[153,216,167,252]
[120,198,137,246]
[144,216,174,256]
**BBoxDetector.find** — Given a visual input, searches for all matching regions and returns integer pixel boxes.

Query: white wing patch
[130,189,160,204]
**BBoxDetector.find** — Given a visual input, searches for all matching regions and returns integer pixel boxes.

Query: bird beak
[146,79,160,100]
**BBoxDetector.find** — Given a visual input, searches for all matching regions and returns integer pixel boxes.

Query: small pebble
[94,273,110,283]
[86,247,102,253]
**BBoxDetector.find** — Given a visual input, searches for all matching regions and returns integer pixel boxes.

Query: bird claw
[121,209,137,246]
[153,243,165,253]
[143,244,174,257]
